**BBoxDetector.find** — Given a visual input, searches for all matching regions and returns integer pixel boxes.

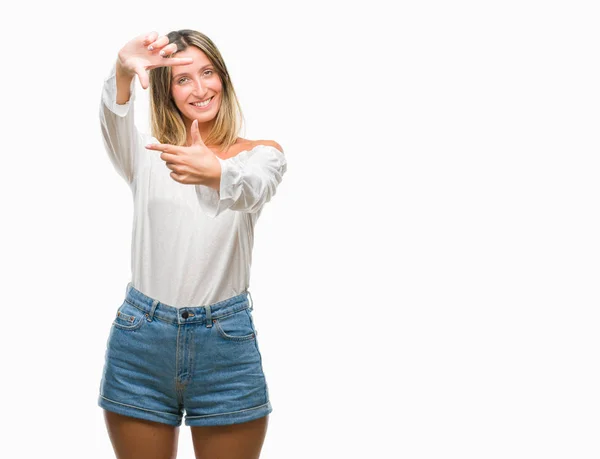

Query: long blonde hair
[148,29,245,154]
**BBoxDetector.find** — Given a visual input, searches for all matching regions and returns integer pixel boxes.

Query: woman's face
[170,46,222,125]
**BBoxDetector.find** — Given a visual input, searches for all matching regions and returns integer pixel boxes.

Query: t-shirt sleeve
[99,62,143,186]
[195,145,288,218]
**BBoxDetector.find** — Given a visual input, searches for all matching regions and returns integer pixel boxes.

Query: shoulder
[251,140,284,154]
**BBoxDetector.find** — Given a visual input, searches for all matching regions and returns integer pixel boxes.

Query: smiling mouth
[190,97,214,108]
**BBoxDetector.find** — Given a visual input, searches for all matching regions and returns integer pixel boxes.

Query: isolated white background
[1,0,599,457]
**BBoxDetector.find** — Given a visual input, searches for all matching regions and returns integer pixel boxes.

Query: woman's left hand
[145,119,221,187]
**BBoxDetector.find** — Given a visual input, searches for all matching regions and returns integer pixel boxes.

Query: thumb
[191,119,205,146]
[136,67,149,90]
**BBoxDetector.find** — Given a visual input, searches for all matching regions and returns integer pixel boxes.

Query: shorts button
[181,311,189,319]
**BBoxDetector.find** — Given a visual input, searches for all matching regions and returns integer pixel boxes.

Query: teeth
[191,97,213,107]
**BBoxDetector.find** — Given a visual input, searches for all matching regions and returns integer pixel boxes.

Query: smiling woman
[165,47,224,147]
[97,28,286,459]
[147,30,244,155]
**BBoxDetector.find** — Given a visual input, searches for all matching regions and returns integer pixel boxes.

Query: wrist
[115,55,135,79]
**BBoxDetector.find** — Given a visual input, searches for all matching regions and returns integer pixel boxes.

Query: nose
[192,77,208,95]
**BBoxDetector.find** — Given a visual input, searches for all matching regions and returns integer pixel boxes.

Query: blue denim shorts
[98,282,272,427]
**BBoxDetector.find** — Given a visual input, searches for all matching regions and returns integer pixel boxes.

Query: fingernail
[148,45,154,51]
[159,50,165,56]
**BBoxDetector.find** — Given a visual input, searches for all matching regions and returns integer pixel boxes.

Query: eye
[203,70,214,77]
[178,77,190,84]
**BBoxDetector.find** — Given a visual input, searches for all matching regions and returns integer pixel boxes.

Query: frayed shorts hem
[184,401,273,427]
[98,394,183,427]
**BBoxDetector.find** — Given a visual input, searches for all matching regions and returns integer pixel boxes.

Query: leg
[103,410,180,459]
[190,414,269,459]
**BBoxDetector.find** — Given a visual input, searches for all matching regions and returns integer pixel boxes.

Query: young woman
[97,29,287,459]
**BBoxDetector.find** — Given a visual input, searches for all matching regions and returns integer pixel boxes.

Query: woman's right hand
[116,31,193,90]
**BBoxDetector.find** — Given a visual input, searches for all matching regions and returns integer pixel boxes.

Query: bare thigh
[103,410,180,459]
[190,414,269,459]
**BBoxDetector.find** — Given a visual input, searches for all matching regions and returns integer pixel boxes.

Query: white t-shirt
[99,63,287,307]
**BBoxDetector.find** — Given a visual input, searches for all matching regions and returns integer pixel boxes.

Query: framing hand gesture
[145,119,221,187]
[117,31,193,89]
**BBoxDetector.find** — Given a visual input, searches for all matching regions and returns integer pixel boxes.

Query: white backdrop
[1,0,599,458]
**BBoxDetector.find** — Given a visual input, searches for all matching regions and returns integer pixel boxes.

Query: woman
[97,29,287,459]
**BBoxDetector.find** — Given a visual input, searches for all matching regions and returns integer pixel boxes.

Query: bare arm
[115,58,135,105]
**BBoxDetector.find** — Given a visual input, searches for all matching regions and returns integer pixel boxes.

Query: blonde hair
[148,29,245,154]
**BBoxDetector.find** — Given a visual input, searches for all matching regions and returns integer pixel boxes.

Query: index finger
[146,143,177,153]
[162,57,193,67]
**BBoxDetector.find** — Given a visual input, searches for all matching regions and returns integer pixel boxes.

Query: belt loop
[148,299,159,321]
[205,304,213,327]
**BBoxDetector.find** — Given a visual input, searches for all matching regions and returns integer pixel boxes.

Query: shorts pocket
[112,300,147,331]
[213,307,256,341]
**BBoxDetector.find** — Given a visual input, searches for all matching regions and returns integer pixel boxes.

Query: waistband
[123,282,254,326]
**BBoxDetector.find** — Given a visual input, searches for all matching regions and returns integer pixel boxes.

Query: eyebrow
[172,64,214,80]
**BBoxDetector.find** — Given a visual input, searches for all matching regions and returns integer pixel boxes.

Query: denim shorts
[98,282,272,427]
